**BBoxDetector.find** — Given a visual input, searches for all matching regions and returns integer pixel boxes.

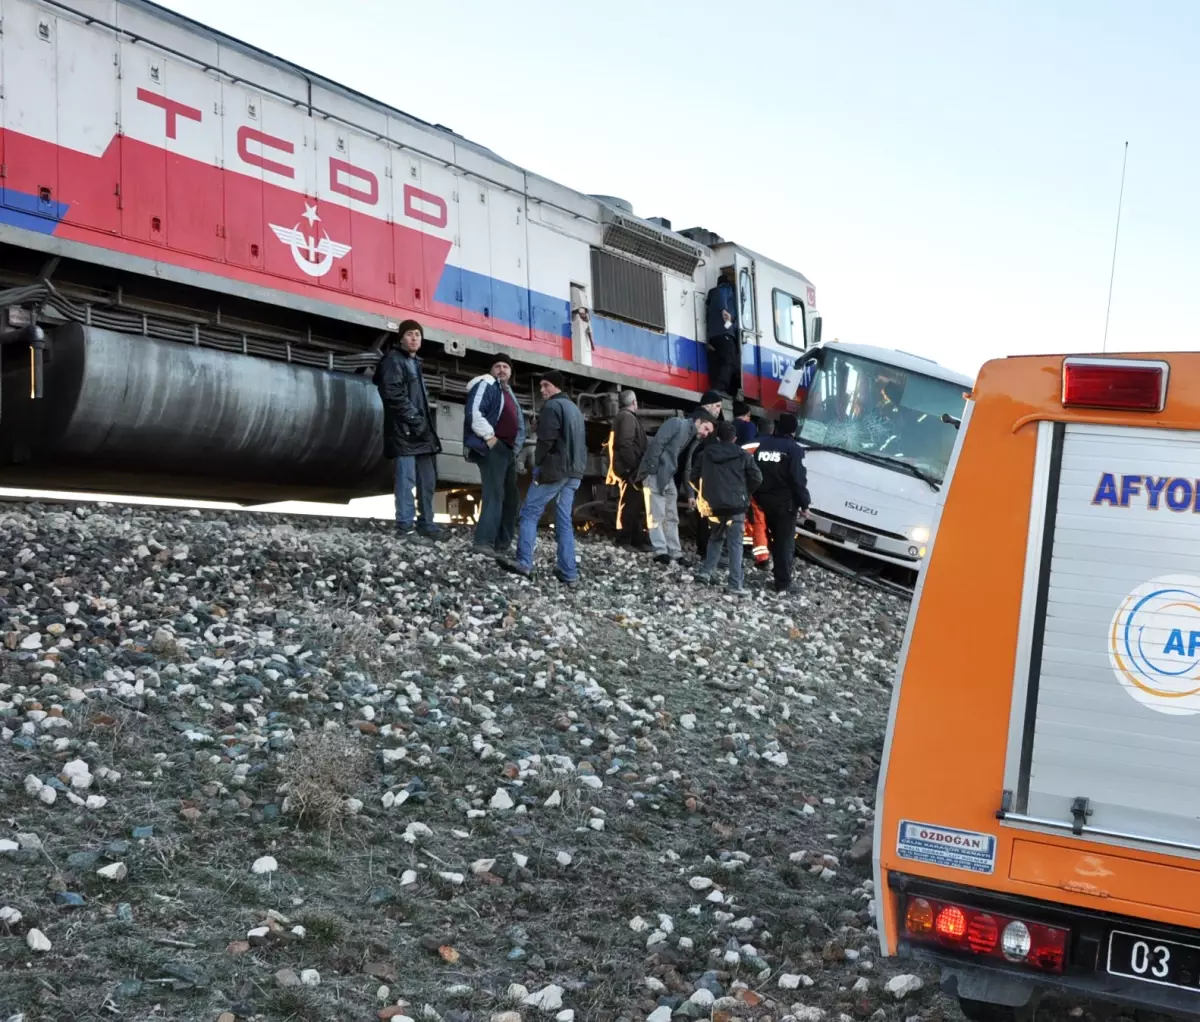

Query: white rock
[506,982,530,1002]
[381,748,406,764]
[344,797,364,815]
[706,890,724,903]
[680,713,696,730]
[886,974,923,1000]
[723,949,740,965]
[513,852,529,868]
[403,822,433,844]
[471,858,497,874]
[23,775,44,797]
[644,977,667,994]
[646,929,667,947]
[26,928,51,952]
[38,786,56,805]
[853,977,870,993]
[688,989,715,1007]
[588,818,604,831]
[578,775,602,790]
[247,926,269,940]
[299,968,320,986]
[544,790,562,807]
[20,633,42,650]
[778,974,804,990]
[688,876,713,891]
[629,916,649,932]
[647,1007,673,1022]
[678,937,694,950]
[85,794,108,810]
[251,855,278,875]
[438,872,465,885]
[0,839,17,853]
[97,862,128,881]
[790,1008,826,1022]
[0,906,23,924]
[400,869,418,887]
[556,1012,574,1022]
[490,787,515,810]
[522,983,564,1012]
[556,851,572,867]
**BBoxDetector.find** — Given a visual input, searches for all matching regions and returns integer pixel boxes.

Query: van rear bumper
[890,873,1200,1019]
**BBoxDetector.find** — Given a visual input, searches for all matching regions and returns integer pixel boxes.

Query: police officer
[754,412,811,594]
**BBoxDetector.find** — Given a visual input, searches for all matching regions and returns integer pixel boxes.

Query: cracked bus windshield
[797,351,968,482]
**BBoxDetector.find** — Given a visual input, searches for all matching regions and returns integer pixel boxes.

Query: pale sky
[149,0,1200,381]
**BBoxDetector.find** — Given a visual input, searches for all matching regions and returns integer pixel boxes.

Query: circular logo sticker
[1109,574,1200,716]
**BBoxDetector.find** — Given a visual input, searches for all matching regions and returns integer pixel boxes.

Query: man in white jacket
[463,353,526,557]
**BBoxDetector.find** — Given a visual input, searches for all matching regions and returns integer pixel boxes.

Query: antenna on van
[1102,141,1129,353]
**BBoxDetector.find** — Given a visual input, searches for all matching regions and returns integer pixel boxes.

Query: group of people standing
[375,320,811,594]
[608,390,811,595]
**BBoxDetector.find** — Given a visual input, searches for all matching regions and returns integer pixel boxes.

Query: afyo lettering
[1092,472,1200,512]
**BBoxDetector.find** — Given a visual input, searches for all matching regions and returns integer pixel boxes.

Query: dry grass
[282,729,371,833]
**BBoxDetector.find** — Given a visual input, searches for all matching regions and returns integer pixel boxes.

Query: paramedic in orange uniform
[734,402,770,568]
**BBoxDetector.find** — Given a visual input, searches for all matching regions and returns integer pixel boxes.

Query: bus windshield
[797,351,968,483]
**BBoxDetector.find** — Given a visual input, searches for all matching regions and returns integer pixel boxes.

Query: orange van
[875,352,1200,1021]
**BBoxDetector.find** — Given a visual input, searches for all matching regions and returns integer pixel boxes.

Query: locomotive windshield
[796,351,968,483]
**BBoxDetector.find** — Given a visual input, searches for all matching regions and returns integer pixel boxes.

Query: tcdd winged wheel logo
[268,203,351,278]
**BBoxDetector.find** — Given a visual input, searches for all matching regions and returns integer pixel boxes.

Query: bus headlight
[910,526,930,543]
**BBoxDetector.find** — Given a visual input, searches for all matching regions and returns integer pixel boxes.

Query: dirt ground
[0,504,980,1022]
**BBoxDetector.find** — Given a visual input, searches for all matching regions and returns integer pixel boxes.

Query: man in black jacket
[691,420,762,594]
[606,390,648,549]
[682,390,725,559]
[753,412,811,593]
[501,371,587,585]
[373,319,445,544]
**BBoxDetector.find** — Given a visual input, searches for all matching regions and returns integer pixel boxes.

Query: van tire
[957,997,1034,1022]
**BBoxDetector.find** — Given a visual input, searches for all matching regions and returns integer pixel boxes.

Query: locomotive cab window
[773,289,806,349]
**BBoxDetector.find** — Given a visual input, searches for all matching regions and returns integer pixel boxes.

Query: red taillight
[967,914,999,954]
[936,905,967,941]
[1061,357,1168,412]
[902,895,1068,975]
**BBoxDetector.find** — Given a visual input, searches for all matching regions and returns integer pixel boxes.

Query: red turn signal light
[903,895,1068,975]
[1061,357,1168,413]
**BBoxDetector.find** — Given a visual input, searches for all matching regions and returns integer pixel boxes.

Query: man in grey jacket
[635,410,715,565]
[500,371,587,585]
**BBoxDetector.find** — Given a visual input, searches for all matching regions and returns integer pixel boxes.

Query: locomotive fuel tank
[0,324,392,503]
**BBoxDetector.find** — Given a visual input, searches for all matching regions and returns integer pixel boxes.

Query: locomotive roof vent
[590,194,635,215]
[598,207,703,277]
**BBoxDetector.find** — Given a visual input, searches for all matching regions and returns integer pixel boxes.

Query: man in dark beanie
[373,319,445,544]
[464,352,525,557]
[732,400,758,445]
[682,390,725,559]
[752,412,811,594]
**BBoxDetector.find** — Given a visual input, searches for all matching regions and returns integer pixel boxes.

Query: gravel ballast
[0,502,939,1022]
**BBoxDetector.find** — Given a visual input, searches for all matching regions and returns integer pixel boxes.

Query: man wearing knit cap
[373,319,445,544]
[751,412,811,594]
[681,390,725,559]
[464,352,525,557]
[732,400,758,445]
